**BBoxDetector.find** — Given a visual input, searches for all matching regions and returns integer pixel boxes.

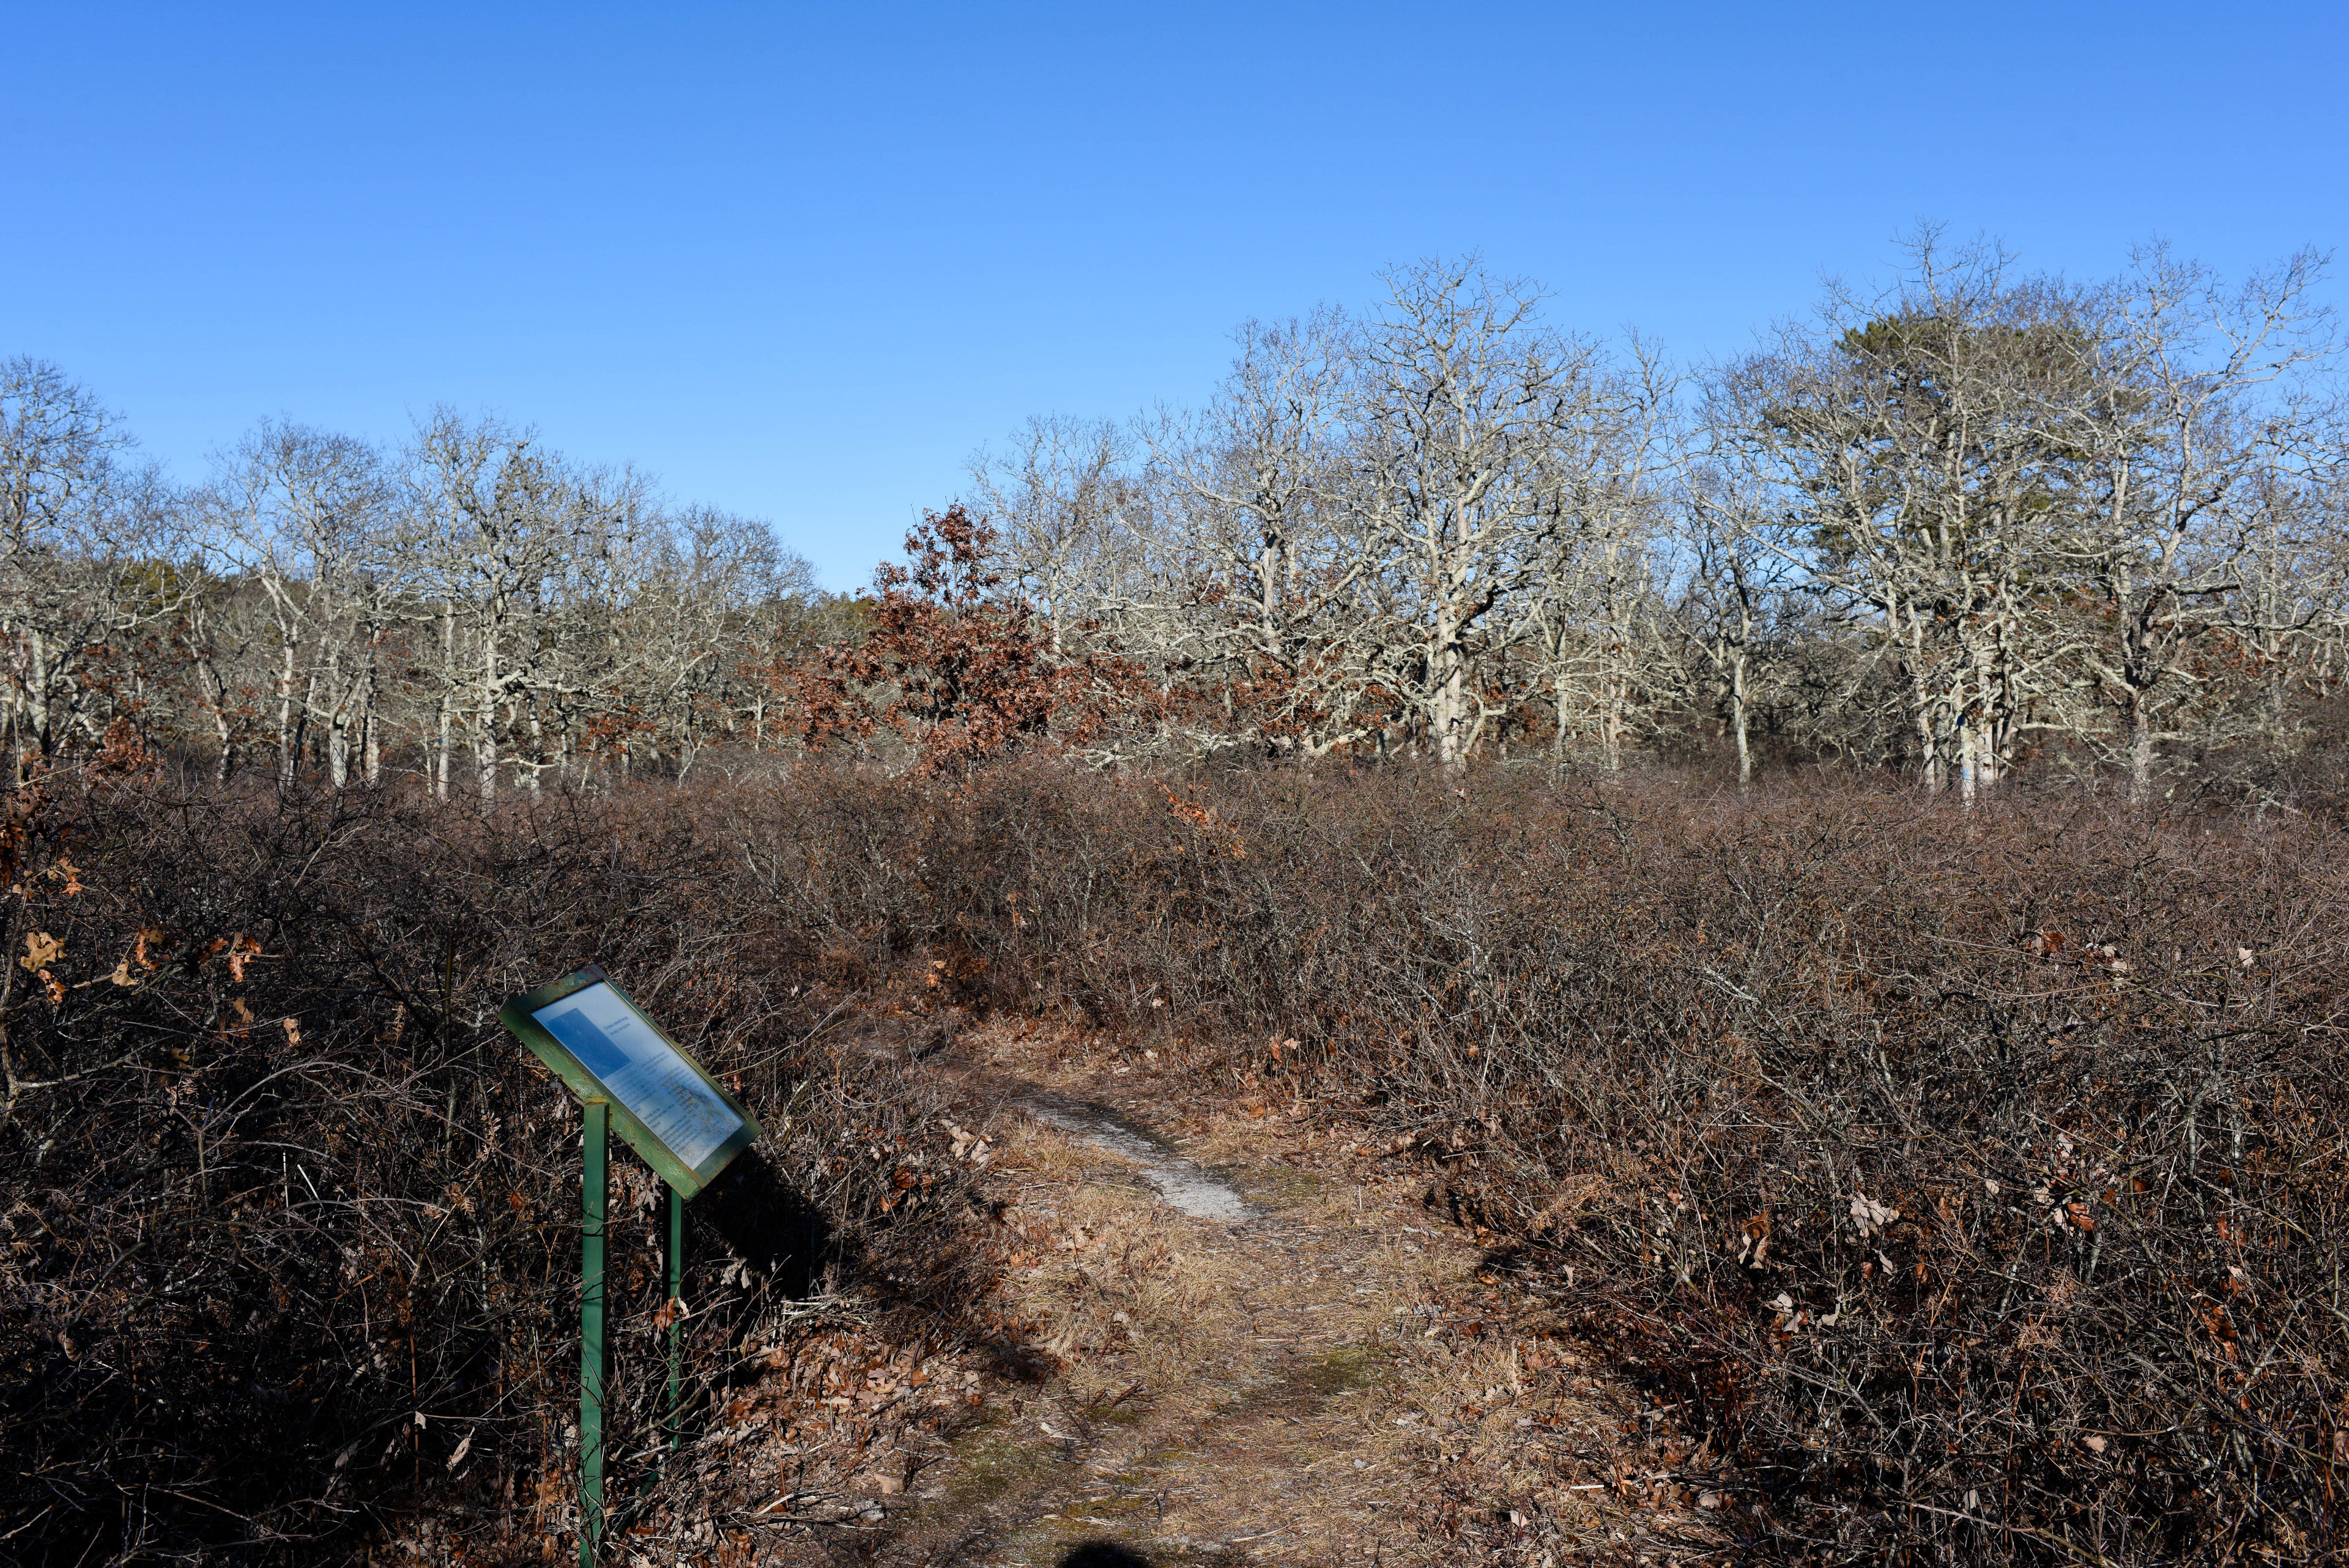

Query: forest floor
[638,1021,1731,1568]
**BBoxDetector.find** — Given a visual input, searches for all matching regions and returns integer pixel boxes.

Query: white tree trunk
[276,639,300,790]
[476,626,498,802]
[434,604,456,801]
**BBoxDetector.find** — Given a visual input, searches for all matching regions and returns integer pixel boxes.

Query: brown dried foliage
[0,767,985,1565]
[778,505,1148,774]
[737,760,2349,1564]
[7,754,2348,1565]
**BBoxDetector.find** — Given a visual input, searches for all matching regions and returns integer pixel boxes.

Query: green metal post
[666,1184,685,1449]
[579,1100,608,1568]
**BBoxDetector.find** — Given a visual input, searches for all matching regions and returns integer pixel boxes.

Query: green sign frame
[502,964,763,1563]
[500,965,761,1197]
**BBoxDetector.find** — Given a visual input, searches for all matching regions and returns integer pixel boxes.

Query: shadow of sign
[696,1151,837,1299]
[1059,1544,1157,1568]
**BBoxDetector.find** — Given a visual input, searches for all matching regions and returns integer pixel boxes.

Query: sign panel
[500,966,761,1196]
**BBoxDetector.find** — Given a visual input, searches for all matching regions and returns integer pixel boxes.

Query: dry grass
[982,1117,1258,1400]
[825,1019,1707,1566]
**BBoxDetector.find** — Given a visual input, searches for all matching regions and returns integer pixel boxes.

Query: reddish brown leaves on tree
[781,504,1141,773]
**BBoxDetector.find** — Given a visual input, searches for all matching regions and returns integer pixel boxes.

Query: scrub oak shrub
[779,761,2349,1565]
[0,767,981,1566]
[10,753,2346,1566]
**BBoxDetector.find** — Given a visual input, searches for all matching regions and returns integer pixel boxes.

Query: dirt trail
[856,1026,1701,1568]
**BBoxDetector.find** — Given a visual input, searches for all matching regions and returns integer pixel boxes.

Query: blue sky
[7,2,2344,587]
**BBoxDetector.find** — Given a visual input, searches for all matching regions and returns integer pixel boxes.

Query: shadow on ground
[698,1150,838,1298]
[1059,1545,1154,1568]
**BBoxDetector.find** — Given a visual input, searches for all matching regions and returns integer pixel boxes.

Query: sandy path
[859,1031,1695,1568]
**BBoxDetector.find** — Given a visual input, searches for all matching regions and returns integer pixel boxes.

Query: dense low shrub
[9,755,2344,1564]
[0,766,980,1565]
[738,760,2349,1564]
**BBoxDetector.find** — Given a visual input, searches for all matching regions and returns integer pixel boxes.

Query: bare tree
[969,415,1144,653]
[0,359,190,775]
[625,505,807,781]
[1348,257,1616,768]
[206,420,406,788]
[407,412,596,801]
[2051,245,2338,801]
[1666,455,1804,788]
[1511,340,1672,771]
[1145,310,1385,752]
[2225,456,2349,769]
[9,239,2336,797]
[1712,237,2109,798]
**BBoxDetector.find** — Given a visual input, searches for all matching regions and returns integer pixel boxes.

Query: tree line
[0,376,850,793]
[7,231,2343,798]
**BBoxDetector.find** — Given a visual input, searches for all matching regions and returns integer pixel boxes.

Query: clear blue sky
[8,2,2343,588]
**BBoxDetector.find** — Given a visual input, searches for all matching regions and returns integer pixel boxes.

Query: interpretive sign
[500,965,759,1197]
[501,964,762,1565]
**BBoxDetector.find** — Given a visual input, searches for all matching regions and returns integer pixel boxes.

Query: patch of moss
[1223,1161,1327,1207]
[1294,1343,1386,1398]
[935,1404,1065,1515]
